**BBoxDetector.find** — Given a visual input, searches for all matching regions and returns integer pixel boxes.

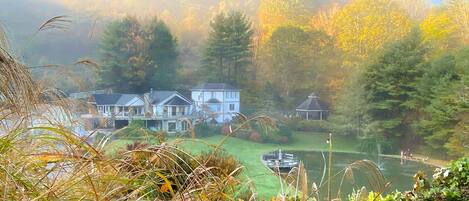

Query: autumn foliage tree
[420,0,469,53]
[258,0,313,42]
[332,0,411,58]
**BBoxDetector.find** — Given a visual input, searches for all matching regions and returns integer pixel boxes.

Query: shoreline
[381,154,448,167]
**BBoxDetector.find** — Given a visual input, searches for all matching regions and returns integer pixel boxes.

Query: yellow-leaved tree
[309,3,341,36]
[332,0,411,58]
[419,0,469,53]
[258,0,312,42]
[446,0,469,43]
[420,12,458,51]
[393,0,431,20]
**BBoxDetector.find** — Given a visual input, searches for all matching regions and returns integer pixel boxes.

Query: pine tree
[417,48,469,156]
[98,17,179,92]
[363,30,427,147]
[98,16,153,93]
[202,11,253,88]
[147,19,178,90]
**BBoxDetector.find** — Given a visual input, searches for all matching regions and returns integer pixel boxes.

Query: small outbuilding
[296,93,329,120]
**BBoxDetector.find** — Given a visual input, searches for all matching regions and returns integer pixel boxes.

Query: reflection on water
[291,151,436,199]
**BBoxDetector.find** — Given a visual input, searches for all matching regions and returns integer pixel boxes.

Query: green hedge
[114,120,156,139]
[284,117,331,132]
[219,121,293,144]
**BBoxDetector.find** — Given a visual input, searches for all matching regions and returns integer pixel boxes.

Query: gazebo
[296,93,329,120]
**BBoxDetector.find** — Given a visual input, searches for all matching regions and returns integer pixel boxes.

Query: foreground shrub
[414,157,469,200]
[197,151,243,179]
[347,157,469,201]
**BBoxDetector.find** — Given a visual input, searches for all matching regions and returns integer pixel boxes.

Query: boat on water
[261,149,299,172]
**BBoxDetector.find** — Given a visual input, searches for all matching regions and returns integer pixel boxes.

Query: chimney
[143,92,152,117]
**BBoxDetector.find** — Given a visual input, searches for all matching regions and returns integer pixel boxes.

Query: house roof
[164,96,192,105]
[92,94,122,105]
[92,94,142,106]
[191,83,239,91]
[149,91,192,105]
[149,91,177,104]
[296,93,328,111]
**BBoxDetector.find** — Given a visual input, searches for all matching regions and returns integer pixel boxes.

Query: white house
[91,94,144,118]
[89,91,193,133]
[143,90,193,133]
[191,83,240,123]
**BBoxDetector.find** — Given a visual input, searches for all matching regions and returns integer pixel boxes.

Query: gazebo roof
[296,93,328,111]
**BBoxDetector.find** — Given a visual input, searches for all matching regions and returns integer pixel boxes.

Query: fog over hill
[0,0,362,93]
[0,0,349,67]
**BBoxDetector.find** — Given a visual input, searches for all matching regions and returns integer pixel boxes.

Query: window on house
[182,121,188,131]
[98,106,103,112]
[172,106,177,116]
[179,106,185,115]
[230,104,235,111]
[211,92,215,99]
[168,122,176,132]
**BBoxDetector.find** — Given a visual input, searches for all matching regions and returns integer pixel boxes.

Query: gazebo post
[320,111,323,120]
[306,112,309,120]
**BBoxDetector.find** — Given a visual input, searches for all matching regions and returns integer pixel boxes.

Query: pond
[291,151,436,200]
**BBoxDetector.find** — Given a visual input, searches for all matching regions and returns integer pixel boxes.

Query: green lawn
[106,132,359,199]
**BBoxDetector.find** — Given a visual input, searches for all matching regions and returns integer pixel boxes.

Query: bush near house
[114,121,157,139]
[224,122,293,144]
[284,117,331,132]
[194,122,218,137]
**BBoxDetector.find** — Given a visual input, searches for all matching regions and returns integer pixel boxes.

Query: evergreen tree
[417,48,469,156]
[202,11,253,88]
[363,30,427,148]
[330,70,369,137]
[98,17,178,92]
[98,16,153,93]
[147,19,178,90]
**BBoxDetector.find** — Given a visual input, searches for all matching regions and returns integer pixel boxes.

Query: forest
[30,0,464,158]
